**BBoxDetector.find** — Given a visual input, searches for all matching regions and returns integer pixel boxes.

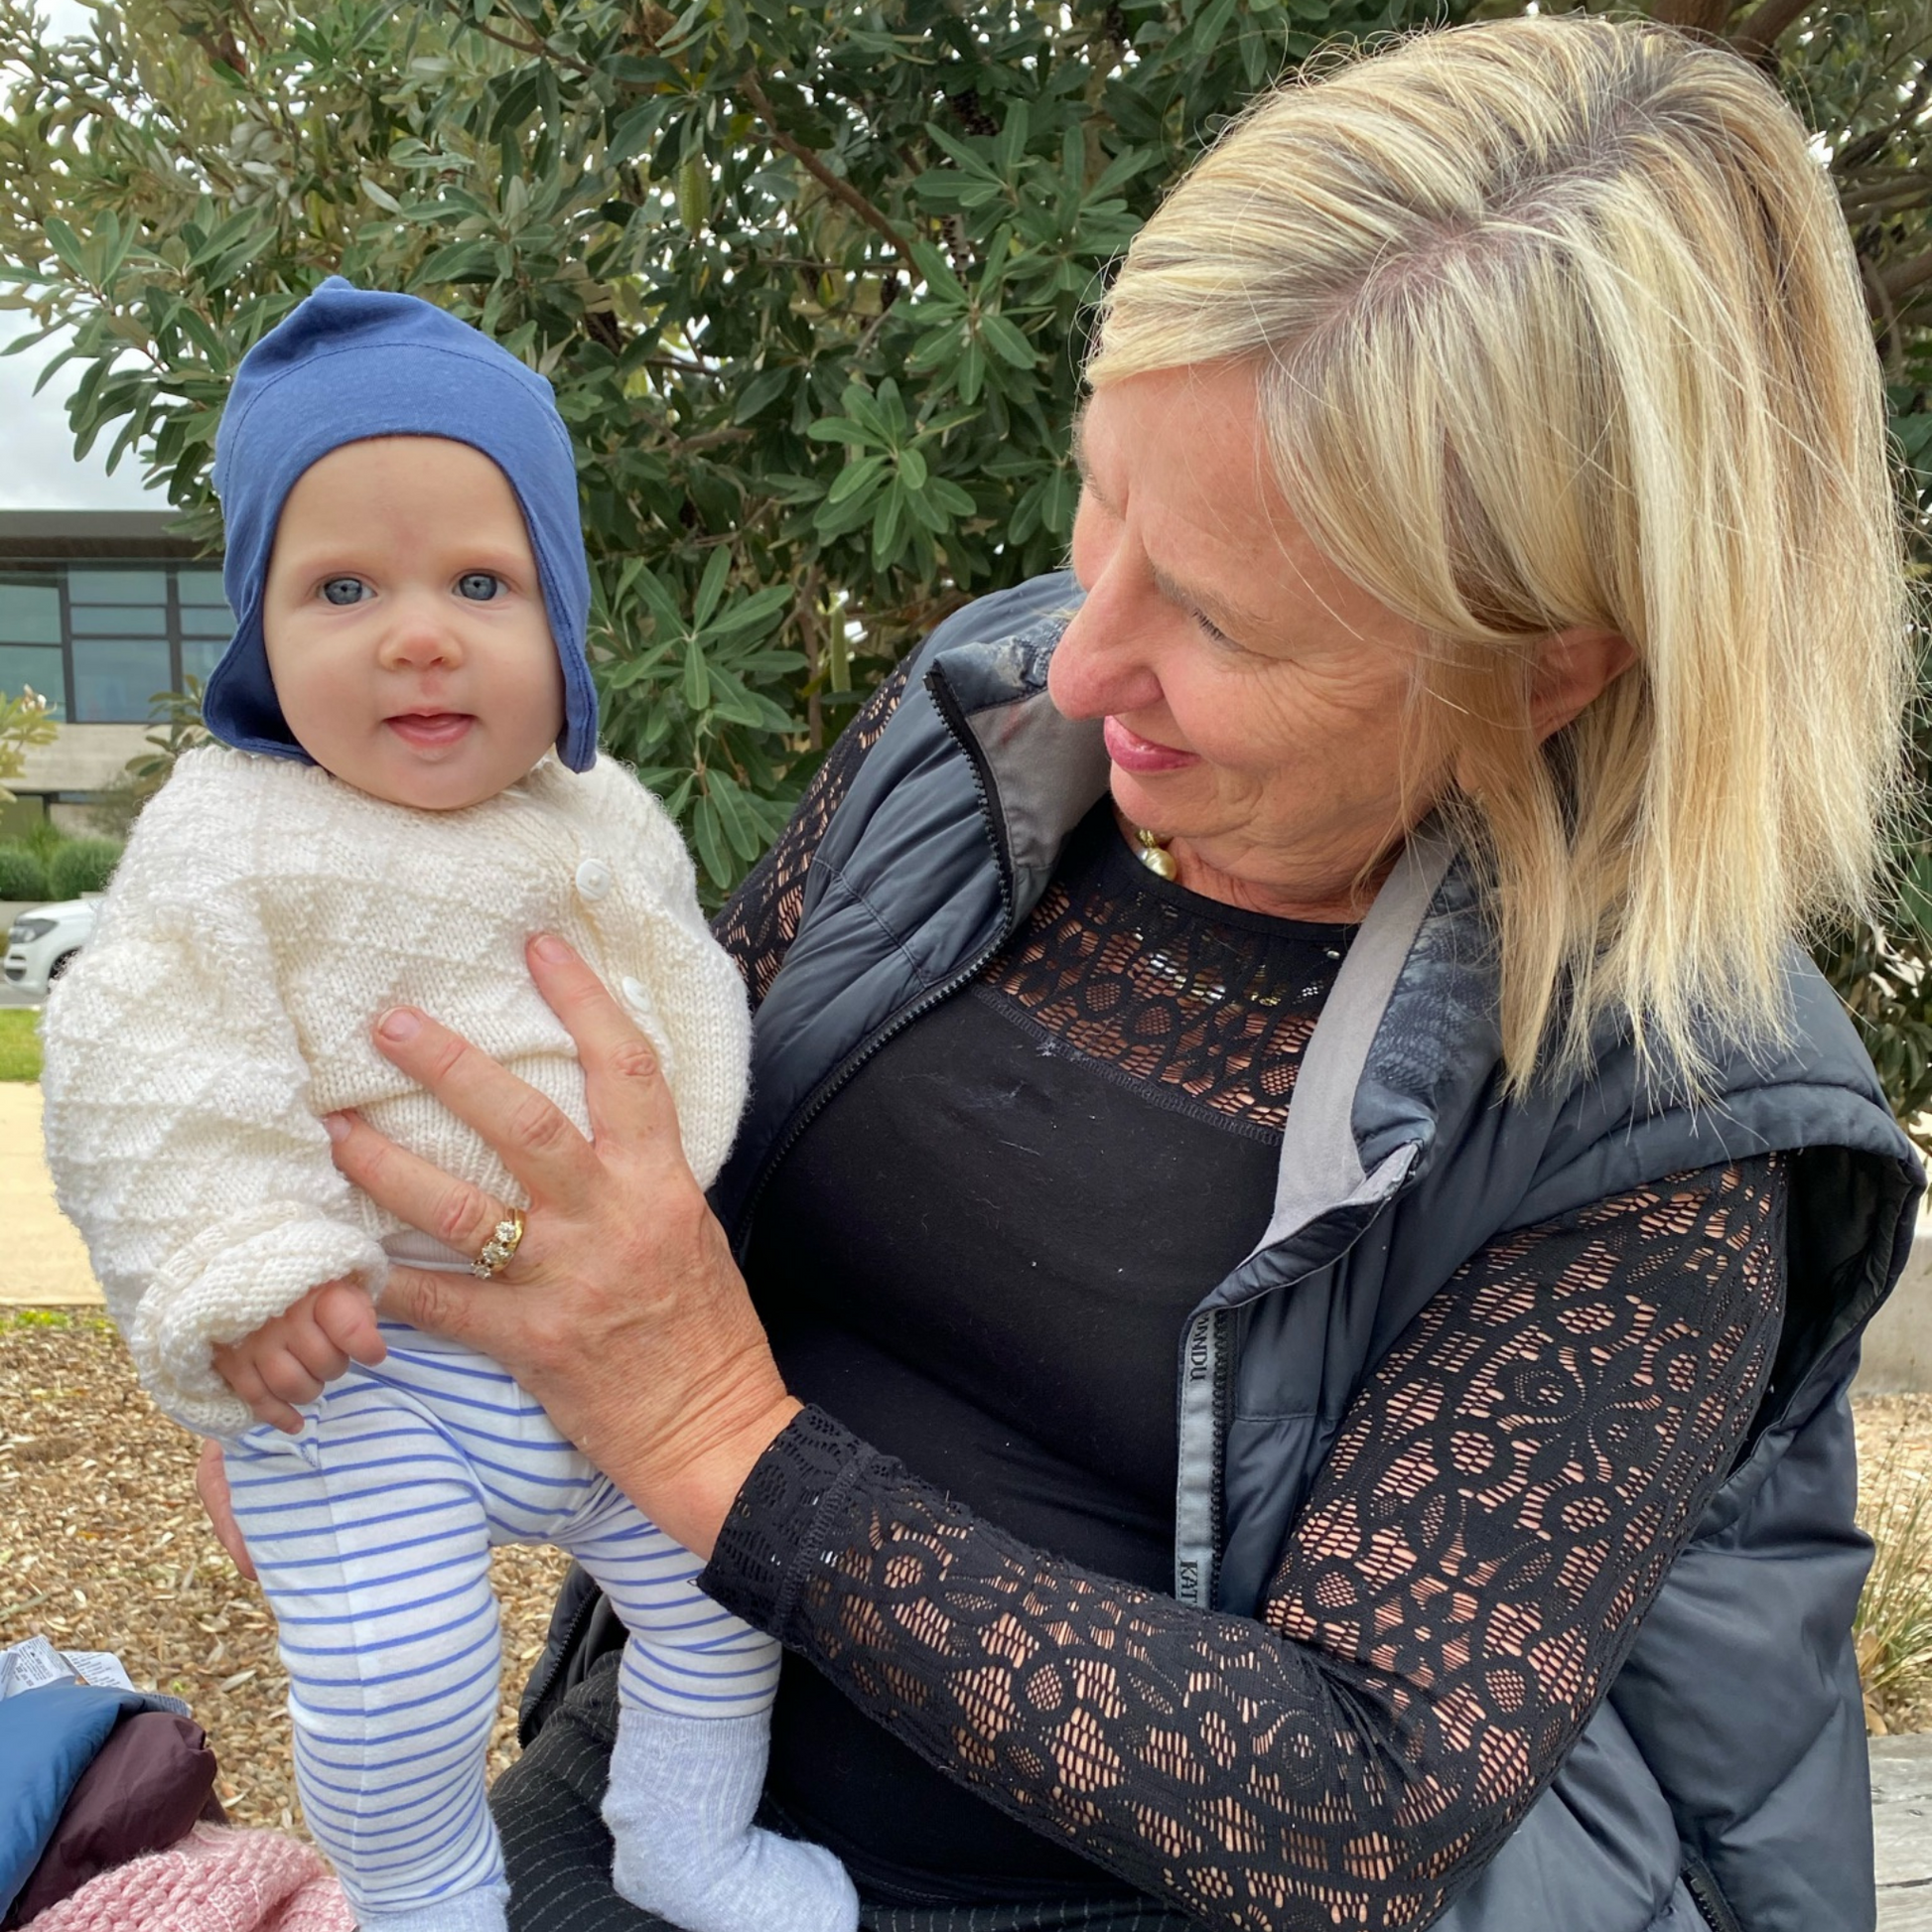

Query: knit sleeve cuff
[130,1203,389,1437]
[699,1406,878,1640]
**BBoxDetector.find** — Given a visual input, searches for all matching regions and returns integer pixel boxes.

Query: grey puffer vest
[708,575,1922,1932]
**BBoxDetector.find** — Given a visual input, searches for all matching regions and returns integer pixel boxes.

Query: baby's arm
[41,759,391,1436]
[214,1278,387,1434]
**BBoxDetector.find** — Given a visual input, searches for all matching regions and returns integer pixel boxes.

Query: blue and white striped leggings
[222,1319,778,1917]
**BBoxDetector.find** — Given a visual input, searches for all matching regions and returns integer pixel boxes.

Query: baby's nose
[380,599,465,669]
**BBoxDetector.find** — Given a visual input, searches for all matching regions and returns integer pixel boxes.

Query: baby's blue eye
[321,577,368,607]
[457,573,502,602]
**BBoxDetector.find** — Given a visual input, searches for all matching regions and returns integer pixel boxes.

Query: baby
[41,280,857,1932]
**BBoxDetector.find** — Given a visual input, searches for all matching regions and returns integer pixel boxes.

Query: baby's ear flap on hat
[201,603,312,764]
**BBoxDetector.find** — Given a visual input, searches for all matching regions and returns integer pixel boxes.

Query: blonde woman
[199,18,1923,1930]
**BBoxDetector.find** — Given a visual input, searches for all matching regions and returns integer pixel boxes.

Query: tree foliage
[0,688,56,803]
[0,0,1408,889]
[6,0,1932,1130]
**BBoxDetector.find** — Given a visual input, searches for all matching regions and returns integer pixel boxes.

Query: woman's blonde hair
[1088,15,1910,1093]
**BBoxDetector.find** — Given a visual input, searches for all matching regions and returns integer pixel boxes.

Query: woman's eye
[1191,609,1238,649]
[457,573,502,602]
[321,578,368,607]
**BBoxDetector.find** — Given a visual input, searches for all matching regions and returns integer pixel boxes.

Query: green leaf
[693,545,733,627]
[733,366,791,423]
[417,239,500,283]
[43,218,86,277]
[978,312,1038,369]
[683,636,712,709]
[827,452,888,506]
[872,483,905,568]
[957,342,987,406]
[994,100,1031,177]
[632,569,689,644]
[691,794,734,887]
[806,415,878,448]
[926,477,977,516]
[909,239,966,299]
[708,583,794,636]
[707,768,763,860]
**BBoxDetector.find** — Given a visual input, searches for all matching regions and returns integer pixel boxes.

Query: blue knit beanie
[205,277,599,772]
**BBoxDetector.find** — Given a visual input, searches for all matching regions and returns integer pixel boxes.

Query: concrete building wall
[1860,1221,1932,1392]
[13,723,149,795]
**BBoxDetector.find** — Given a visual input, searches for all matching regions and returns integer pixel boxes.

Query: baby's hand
[211,1280,387,1435]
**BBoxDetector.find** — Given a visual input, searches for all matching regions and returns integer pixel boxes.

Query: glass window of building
[176,567,233,687]
[66,569,172,721]
[0,573,67,717]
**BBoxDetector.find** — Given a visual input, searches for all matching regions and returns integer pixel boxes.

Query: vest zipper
[1682,1858,1743,1932]
[728,668,1020,1254]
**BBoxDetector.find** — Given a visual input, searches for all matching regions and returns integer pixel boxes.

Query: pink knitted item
[21,1824,353,1932]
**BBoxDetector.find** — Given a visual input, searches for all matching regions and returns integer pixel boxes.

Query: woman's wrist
[700,1404,876,1637]
[636,1390,805,1560]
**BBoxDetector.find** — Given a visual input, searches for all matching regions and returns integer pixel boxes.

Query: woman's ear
[1530,625,1636,743]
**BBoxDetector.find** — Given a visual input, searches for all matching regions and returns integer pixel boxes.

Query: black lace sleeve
[701,1158,1786,1930]
[712,658,914,1010]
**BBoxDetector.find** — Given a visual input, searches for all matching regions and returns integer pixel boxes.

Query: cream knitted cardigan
[41,745,750,1437]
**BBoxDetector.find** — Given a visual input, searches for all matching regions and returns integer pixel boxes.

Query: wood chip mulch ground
[10,1310,1932,1841]
[0,1311,570,1834]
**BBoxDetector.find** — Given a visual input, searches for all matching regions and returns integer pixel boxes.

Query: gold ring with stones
[471,1207,526,1279]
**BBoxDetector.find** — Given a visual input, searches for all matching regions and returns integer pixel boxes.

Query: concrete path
[0,1080,101,1306]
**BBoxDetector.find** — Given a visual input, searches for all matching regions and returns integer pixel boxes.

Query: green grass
[0,1307,110,1334]
[0,1010,40,1082]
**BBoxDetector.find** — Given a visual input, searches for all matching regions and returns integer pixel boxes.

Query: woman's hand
[195,1439,256,1582]
[326,932,800,1558]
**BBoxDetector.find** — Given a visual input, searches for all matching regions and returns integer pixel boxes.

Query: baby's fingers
[210,1343,305,1436]
[313,1280,386,1367]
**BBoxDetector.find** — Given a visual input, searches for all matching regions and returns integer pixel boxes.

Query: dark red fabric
[7,1712,224,1926]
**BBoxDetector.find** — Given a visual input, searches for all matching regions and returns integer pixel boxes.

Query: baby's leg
[223,1386,508,1932]
[560,1483,858,1932]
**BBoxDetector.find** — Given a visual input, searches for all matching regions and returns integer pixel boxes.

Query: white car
[4,899,99,997]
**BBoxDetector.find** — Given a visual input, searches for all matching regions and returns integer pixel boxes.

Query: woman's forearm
[700,1160,1785,1931]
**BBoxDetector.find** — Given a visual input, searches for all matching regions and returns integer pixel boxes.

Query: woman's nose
[1048,569,1167,723]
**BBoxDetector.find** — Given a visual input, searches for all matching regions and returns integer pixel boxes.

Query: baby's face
[262,437,567,811]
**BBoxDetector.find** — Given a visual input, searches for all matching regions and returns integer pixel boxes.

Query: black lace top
[700,662,1786,1929]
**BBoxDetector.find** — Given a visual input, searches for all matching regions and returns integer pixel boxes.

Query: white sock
[352,1882,510,1932]
[603,1704,859,1932]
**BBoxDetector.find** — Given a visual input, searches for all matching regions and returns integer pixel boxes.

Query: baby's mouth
[385,712,475,751]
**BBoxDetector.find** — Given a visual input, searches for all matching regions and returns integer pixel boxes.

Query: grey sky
[1,0,167,510]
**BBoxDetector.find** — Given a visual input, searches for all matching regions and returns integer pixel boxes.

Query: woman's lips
[385,712,474,751]
[1103,716,1198,773]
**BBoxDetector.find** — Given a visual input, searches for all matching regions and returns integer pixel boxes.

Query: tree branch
[463,12,599,79]
[738,69,915,265]
[1725,0,1812,62]
[1836,175,1932,220]
[1863,253,1905,378]
[1834,66,1932,176]
[1880,244,1932,305]
[1649,0,1734,36]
